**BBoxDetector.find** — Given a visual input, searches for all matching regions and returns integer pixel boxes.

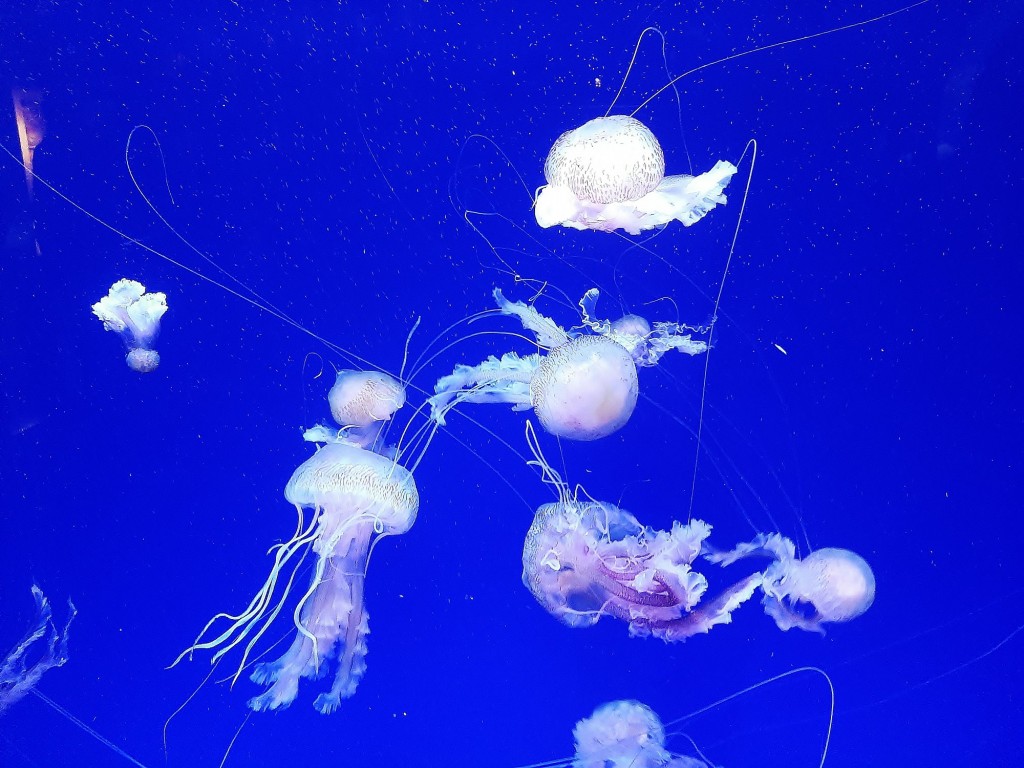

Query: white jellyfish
[706,534,876,633]
[91,278,168,372]
[573,700,708,768]
[428,287,707,440]
[534,115,737,235]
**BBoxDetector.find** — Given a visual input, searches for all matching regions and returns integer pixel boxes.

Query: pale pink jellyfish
[176,374,419,713]
[521,426,762,640]
[521,425,874,640]
[573,700,706,768]
[91,278,168,372]
[429,288,706,440]
[706,535,876,633]
[534,115,737,235]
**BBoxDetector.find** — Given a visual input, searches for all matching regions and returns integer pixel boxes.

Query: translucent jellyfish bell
[91,278,168,372]
[532,335,638,440]
[534,115,737,235]
[328,370,406,428]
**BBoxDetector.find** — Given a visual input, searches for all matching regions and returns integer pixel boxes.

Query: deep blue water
[1,1,1021,766]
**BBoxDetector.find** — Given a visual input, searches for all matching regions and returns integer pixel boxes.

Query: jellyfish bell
[328,369,406,428]
[762,546,876,631]
[534,114,738,235]
[532,335,638,441]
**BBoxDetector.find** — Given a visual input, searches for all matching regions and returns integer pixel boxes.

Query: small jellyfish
[534,115,737,235]
[177,374,419,714]
[429,288,706,440]
[1,586,76,716]
[573,700,706,768]
[91,279,168,372]
[706,535,876,633]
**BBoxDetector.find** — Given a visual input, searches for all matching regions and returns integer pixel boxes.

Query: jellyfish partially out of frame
[91,278,169,373]
[429,287,707,440]
[535,114,738,235]
[1,586,76,716]
[175,371,419,713]
[571,700,707,768]
[520,423,874,640]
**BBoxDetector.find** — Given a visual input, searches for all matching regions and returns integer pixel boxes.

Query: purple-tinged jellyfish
[572,700,706,768]
[176,373,419,714]
[534,115,737,235]
[91,278,168,372]
[706,534,876,633]
[521,426,762,640]
[1,586,76,715]
[520,425,874,641]
[429,288,706,440]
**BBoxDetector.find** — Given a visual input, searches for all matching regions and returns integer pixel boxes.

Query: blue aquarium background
[1,0,1021,766]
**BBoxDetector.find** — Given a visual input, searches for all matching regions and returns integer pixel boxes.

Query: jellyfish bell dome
[125,348,160,373]
[544,115,666,204]
[798,547,876,622]
[328,370,406,428]
[285,443,419,536]
[763,546,876,629]
[530,335,639,441]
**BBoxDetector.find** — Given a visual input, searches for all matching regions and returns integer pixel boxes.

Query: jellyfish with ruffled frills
[174,370,419,713]
[518,422,875,642]
[429,287,708,441]
[534,115,737,235]
[91,278,168,372]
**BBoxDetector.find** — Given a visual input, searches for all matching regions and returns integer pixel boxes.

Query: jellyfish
[534,115,738,235]
[176,373,419,714]
[91,279,168,372]
[1,586,76,716]
[705,534,876,633]
[572,700,707,768]
[429,287,706,440]
[521,425,762,640]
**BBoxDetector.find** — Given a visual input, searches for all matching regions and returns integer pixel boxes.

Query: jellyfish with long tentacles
[174,372,419,713]
[91,279,168,372]
[534,115,738,235]
[429,287,707,440]
[1,586,76,715]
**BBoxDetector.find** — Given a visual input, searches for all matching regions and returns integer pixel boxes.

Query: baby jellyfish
[91,279,168,372]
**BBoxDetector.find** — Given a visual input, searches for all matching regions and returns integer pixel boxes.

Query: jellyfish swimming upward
[177,371,418,713]
[534,115,737,235]
[521,425,875,641]
[429,287,707,440]
[91,278,168,372]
